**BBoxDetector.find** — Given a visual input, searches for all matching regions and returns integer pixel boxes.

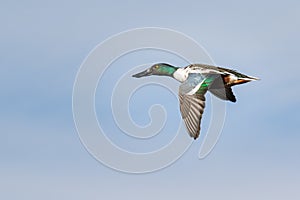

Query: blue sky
[1,0,300,199]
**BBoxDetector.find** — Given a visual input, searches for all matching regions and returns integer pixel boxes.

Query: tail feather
[231,76,259,86]
[208,73,259,102]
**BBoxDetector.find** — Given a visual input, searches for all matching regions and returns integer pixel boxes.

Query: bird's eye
[155,65,159,69]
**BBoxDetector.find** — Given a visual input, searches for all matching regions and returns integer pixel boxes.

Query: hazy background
[1,0,299,199]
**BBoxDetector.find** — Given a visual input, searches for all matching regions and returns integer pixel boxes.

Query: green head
[132,63,178,78]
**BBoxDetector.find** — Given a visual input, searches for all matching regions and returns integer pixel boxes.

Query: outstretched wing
[179,93,205,139]
[179,73,217,139]
[209,75,236,102]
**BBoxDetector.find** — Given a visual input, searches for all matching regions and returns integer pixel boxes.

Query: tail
[229,76,260,86]
[217,66,260,86]
[209,73,259,102]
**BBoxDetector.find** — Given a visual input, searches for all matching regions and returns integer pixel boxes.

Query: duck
[132,63,259,140]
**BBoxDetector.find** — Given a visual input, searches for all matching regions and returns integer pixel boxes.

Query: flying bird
[132,63,258,140]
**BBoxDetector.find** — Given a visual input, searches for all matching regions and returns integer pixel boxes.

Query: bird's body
[132,63,258,140]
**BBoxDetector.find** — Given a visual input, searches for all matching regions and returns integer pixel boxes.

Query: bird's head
[132,63,178,78]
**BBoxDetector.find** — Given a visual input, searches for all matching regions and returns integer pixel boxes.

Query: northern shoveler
[132,63,259,140]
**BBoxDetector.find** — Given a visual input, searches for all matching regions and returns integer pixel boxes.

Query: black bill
[132,69,151,78]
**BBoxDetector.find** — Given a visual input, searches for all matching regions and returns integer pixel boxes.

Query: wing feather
[178,72,218,139]
[179,93,206,139]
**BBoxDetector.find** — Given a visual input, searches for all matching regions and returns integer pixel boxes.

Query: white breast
[173,68,189,82]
